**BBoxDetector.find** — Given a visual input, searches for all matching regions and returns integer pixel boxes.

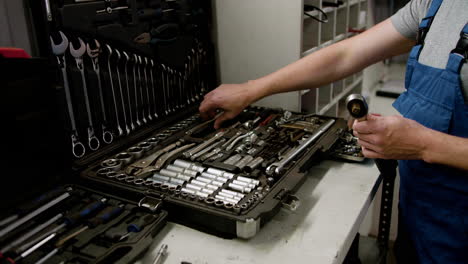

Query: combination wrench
[123,51,136,131]
[132,54,142,126]
[86,39,113,144]
[105,45,124,137]
[149,59,159,119]
[70,37,100,151]
[142,57,153,121]
[137,56,148,124]
[161,64,169,115]
[50,31,85,158]
[114,49,131,135]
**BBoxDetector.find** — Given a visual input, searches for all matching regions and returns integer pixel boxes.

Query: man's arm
[352,115,468,171]
[199,18,415,128]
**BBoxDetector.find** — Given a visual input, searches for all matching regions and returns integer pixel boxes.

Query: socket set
[82,108,348,238]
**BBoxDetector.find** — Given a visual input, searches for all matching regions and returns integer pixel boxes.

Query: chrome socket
[137,142,153,152]
[134,179,145,185]
[206,168,235,179]
[166,165,199,177]
[220,189,245,199]
[97,167,113,177]
[197,192,209,198]
[214,200,224,207]
[106,171,118,179]
[173,159,205,172]
[204,197,215,205]
[100,159,122,171]
[236,155,254,170]
[228,183,252,193]
[181,188,196,195]
[144,179,154,186]
[127,146,144,159]
[232,179,256,189]
[223,154,242,165]
[115,152,133,165]
[146,137,159,147]
[244,157,264,172]
[236,176,260,185]
[125,176,136,183]
[116,174,128,181]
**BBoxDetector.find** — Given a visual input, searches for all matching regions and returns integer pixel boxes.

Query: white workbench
[138,160,381,264]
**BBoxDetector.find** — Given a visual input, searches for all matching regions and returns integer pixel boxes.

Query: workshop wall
[0,0,34,55]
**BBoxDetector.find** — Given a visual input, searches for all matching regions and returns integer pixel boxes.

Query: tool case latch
[275,189,301,211]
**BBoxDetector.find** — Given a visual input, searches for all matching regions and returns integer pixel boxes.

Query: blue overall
[392,0,468,262]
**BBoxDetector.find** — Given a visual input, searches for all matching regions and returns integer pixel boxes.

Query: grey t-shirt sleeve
[391,0,432,40]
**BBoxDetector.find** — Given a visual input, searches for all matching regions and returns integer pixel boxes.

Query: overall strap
[410,0,444,60]
[447,23,468,74]
[416,0,444,45]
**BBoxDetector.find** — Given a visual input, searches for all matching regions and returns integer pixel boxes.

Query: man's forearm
[422,130,468,171]
[248,19,414,102]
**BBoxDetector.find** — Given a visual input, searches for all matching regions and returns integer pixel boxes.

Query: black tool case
[6,2,349,258]
[1,57,167,264]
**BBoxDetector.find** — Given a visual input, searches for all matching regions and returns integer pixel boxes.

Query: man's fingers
[361,147,384,159]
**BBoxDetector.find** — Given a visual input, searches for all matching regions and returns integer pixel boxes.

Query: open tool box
[2,3,355,263]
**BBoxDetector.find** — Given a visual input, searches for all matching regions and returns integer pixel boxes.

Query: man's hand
[352,114,429,160]
[199,81,259,129]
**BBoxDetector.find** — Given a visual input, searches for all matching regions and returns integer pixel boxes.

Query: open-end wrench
[142,57,153,121]
[114,49,131,135]
[169,68,177,110]
[86,40,113,144]
[132,54,142,127]
[105,45,124,137]
[50,31,86,158]
[184,62,191,105]
[191,48,200,101]
[70,37,100,151]
[137,56,147,124]
[149,59,159,119]
[161,64,169,115]
[178,71,185,108]
[122,51,136,131]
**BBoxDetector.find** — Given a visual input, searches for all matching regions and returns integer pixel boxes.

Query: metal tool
[126,141,182,175]
[0,192,70,239]
[123,51,136,131]
[114,49,131,135]
[70,37,100,151]
[154,143,196,170]
[161,64,169,115]
[191,138,226,161]
[50,32,86,158]
[105,45,124,136]
[184,131,226,158]
[226,131,254,151]
[346,94,369,121]
[266,119,335,176]
[118,215,157,241]
[55,204,124,247]
[149,59,159,119]
[132,54,142,126]
[86,39,113,144]
[152,244,168,264]
[137,56,148,124]
[143,57,153,121]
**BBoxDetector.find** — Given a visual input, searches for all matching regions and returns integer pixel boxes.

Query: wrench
[132,54,142,127]
[169,68,177,110]
[86,39,113,144]
[50,31,86,158]
[149,59,159,119]
[142,57,153,121]
[137,56,147,124]
[69,37,100,151]
[122,51,136,131]
[114,49,131,135]
[105,45,124,137]
[266,119,335,176]
[161,64,169,115]
[191,48,200,101]
[183,131,226,158]
[178,71,185,108]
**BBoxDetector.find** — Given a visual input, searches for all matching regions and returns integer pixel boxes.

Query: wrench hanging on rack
[183,62,191,105]
[114,49,131,135]
[161,64,169,115]
[136,56,148,124]
[132,54,142,127]
[86,39,113,144]
[142,57,153,122]
[69,37,100,151]
[105,45,124,137]
[122,51,136,131]
[149,59,159,119]
[50,31,86,158]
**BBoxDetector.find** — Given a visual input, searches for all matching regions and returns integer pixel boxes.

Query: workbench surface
[138,160,381,264]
